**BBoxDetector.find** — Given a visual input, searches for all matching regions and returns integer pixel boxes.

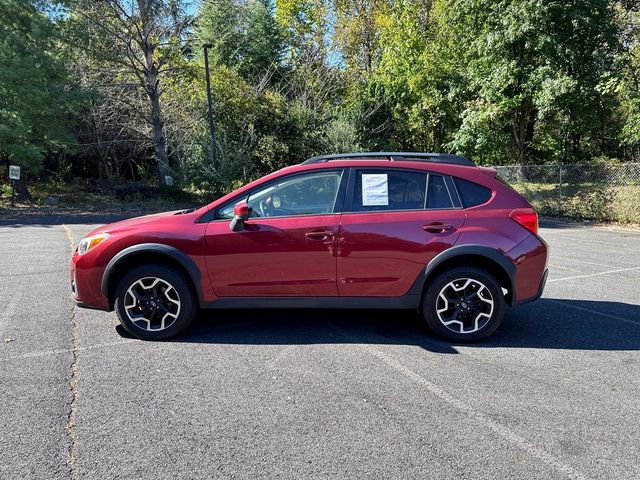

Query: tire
[114,264,197,340]
[421,266,505,343]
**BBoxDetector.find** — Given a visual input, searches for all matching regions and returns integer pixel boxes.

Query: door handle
[422,222,454,233]
[305,230,335,241]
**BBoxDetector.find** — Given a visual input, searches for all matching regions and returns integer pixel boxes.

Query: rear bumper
[512,267,548,306]
[506,234,549,306]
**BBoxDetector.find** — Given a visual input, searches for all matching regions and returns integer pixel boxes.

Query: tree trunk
[512,102,536,164]
[572,133,581,163]
[513,109,527,164]
[148,84,170,186]
[138,0,170,187]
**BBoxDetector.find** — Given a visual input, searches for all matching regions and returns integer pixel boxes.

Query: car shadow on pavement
[116,297,640,353]
[478,298,640,350]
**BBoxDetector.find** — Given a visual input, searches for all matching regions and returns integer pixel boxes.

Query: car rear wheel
[114,264,197,340]
[421,266,505,342]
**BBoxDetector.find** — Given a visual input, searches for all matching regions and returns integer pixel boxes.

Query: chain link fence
[494,163,640,224]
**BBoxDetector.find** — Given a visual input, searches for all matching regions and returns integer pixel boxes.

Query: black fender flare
[101,243,203,302]
[406,244,516,300]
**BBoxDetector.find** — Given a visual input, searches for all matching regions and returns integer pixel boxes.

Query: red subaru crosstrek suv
[70,153,548,342]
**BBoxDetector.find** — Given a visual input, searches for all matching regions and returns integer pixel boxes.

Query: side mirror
[229,202,250,232]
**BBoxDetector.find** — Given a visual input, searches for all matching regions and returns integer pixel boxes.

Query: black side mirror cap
[230,217,245,232]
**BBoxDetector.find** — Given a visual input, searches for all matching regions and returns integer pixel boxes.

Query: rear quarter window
[454,178,493,208]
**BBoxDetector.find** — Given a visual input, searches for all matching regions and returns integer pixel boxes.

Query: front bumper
[69,253,111,310]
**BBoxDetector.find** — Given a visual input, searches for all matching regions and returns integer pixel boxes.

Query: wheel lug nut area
[124,277,181,332]
[437,277,494,335]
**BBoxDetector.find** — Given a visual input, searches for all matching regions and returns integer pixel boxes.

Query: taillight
[509,208,538,235]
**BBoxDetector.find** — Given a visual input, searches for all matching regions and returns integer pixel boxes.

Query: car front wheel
[114,264,197,340]
[422,266,505,342]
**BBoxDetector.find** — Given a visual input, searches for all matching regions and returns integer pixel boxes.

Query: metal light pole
[202,43,217,168]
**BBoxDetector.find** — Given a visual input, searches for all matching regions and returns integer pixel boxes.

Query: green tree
[275,0,331,63]
[612,1,640,158]
[449,0,619,164]
[364,0,435,149]
[0,0,79,173]
[333,0,388,75]
[197,0,285,82]
[196,0,243,69]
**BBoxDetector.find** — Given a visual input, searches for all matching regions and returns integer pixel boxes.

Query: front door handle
[305,230,335,241]
[422,222,454,233]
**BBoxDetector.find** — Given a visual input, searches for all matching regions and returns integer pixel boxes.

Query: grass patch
[0,179,210,214]
[512,182,640,224]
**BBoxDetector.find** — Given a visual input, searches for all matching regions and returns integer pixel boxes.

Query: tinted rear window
[352,170,427,212]
[454,178,492,208]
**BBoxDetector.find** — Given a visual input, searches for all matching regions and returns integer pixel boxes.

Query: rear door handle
[305,230,335,241]
[422,222,454,233]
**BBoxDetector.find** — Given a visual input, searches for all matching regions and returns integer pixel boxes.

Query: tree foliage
[0,0,80,171]
[448,0,619,164]
[197,0,285,81]
[3,0,640,193]
[69,0,193,185]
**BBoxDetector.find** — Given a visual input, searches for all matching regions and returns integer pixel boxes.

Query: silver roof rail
[302,152,475,167]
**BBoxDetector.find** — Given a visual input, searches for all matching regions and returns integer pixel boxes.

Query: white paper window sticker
[362,173,388,206]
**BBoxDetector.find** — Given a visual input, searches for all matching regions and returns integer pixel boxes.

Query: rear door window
[349,169,458,211]
[426,174,454,209]
[351,170,427,212]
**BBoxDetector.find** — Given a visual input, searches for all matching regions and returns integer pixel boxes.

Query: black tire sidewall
[114,264,197,340]
[422,266,505,343]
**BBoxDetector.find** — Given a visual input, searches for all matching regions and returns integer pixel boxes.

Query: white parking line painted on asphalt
[545,299,640,327]
[548,266,640,283]
[548,263,583,272]
[334,326,588,480]
[544,233,631,248]
[550,255,634,270]
[1,340,136,361]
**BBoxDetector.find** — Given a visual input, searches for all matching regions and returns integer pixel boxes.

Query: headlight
[77,233,110,255]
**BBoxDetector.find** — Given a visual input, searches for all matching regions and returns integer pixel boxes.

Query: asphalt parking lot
[1,214,639,480]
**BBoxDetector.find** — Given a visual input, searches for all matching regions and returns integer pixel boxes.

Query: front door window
[247,171,343,218]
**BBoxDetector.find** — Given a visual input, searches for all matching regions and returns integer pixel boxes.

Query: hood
[85,210,185,237]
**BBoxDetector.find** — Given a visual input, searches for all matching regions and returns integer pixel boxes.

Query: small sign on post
[9,165,20,180]
[8,165,20,207]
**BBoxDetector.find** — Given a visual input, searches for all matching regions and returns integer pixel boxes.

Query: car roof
[268,155,487,183]
[302,152,474,167]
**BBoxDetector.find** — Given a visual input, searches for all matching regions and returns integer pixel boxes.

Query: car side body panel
[204,214,341,297]
[337,209,465,296]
